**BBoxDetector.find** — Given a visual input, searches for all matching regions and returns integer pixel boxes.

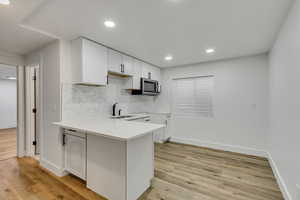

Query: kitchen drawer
[64,129,86,138]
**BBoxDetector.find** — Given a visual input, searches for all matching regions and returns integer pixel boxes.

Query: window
[172,76,214,118]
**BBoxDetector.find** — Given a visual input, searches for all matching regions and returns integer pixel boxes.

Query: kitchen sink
[111,115,134,119]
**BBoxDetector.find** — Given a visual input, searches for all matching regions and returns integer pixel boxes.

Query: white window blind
[172,76,214,118]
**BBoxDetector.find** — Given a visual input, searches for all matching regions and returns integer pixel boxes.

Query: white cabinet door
[108,49,123,73]
[124,59,142,89]
[65,134,86,180]
[132,59,142,89]
[123,55,134,75]
[142,63,161,81]
[108,50,134,75]
[142,62,152,79]
[151,66,161,82]
[150,115,170,143]
[82,39,108,85]
[71,38,108,85]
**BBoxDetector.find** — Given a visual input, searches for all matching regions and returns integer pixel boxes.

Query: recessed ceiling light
[0,0,10,5]
[206,48,215,54]
[165,55,173,61]
[6,76,16,80]
[104,20,116,28]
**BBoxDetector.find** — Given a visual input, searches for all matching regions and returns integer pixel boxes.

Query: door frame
[17,65,26,157]
[25,65,40,156]
[0,49,27,157]
[0,62,25,157]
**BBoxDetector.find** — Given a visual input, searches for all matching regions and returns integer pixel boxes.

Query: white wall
[269,0,300,199]
[0,79,17,129]
[25,40,64,176]
[0,50,24,66]
[158,54,269,156]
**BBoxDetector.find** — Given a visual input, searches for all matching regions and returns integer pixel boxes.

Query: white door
[108,49,123,73]
[65,134,86,180]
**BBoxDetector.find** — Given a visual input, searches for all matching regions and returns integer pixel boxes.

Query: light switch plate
[297,184,300,189]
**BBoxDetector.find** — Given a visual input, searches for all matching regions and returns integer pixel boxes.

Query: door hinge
[32,141,37,146]
[32,76,36,80]
[32,108,37,113]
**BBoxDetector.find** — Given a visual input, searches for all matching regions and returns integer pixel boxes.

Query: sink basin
[111,115,134,119]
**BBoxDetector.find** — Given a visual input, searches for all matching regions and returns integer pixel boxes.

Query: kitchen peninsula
[54,117,165,200]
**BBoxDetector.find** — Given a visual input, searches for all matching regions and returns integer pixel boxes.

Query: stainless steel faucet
[112,103,118,116]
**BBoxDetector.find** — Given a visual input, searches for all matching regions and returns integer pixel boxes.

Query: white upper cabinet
[142,63,161,82]
[122,55,134,75]
[108,49,134,75]
[125,59,142,90]
[141,63,151,79]
[152,66,161,83]
[108,49,123,73]
[71,38,108,86]
[71,37,161,89]
[132,59,142,89]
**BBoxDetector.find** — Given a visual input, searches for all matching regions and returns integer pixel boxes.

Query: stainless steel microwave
[132,78,160,96]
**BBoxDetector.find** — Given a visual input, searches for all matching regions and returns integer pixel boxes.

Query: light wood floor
[0,128,17,161]
[0,142,283,200]
[140,142,283,200]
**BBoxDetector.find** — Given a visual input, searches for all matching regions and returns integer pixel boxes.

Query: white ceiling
[0,0,294,67]
[20,0,294,67]
[0,64,16,80]
[0,0,55,56]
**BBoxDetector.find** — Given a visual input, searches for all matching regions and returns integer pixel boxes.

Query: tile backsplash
[62,76,157,120]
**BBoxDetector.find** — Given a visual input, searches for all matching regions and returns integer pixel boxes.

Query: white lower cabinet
[150,114,171,143]
[64,132,86,180]
[86,133,153,200]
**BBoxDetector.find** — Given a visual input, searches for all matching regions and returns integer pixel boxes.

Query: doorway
[25,65,40,157]
[0,64,17,161]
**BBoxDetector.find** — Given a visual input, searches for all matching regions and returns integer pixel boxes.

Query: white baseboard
[40,159,68,177]
[170,137,268,157]
[267,152,292,200]
[0,126,17,130]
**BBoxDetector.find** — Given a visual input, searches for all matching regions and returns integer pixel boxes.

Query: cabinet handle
[123,64,125,73]
[119,64,123,73]
[63,134,66,146]
[148,72,151,79]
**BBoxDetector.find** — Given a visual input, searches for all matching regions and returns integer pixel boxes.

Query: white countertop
[54,117,165,141]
